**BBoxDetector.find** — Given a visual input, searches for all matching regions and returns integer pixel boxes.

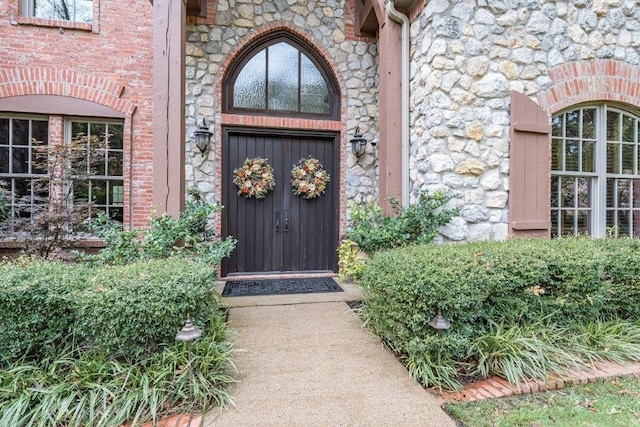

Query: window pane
[607,178,615,208]
[566,110,579,138]
[577,211,590,235]
[582,108,596,139]
[550,210,559,238]
[12,120,29,146]
[108,124,124,150]
[552,115,563,137]
[90,123,106,146]
[108,151,123,176]
[622,115,635,143]
[109,207,123,222]
[617,179,630,208]
[0,118,9,146]
[561,210,575,236]
[608,111,620,141]
[622,144,635,174]
[582,141,595,172]
[91,180,107,205]
[12,148,28,174]
[233,50,266,109]
[550,176,559,208]
[565,140,579,171]
[618,210,630,236]
[74,0,93,22]
[74,180,89,203]
[32,120,48,146]
[300,55,330,114]
[607,143,620,174]
[0,147,8,174]
[110,181,124,204]
[72,121,89,141]
[268,42,299,111]
[551,138,562,171]
[577,177,590,208]
[561,177,575,208]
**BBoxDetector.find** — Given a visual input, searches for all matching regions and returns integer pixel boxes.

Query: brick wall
[0,0,155,228]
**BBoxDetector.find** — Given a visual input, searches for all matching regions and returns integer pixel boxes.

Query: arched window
[223,34,339,119]
[551,104,640,237]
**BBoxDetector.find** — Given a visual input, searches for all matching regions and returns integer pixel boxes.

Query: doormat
[222,277,343,297]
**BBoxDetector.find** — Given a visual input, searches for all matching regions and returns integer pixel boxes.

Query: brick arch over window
[538,60,640,115]
[216,22,345,121]
[0,68,135,116]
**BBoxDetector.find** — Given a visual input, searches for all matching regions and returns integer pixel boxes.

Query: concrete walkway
[204,279,455,426]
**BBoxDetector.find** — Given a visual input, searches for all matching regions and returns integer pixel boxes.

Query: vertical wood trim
[152,0,186,219]
[509,91,552,237]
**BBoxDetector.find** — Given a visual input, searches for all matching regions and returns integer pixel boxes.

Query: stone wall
[184,0,380,208]
[410,0,640,242]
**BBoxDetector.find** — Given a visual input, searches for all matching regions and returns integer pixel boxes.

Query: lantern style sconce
[193,118,213,157]
[350,126,376,159]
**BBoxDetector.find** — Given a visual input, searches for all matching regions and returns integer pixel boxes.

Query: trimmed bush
[0,257,222,364]
[359,237,640,389]
[0,259,96,362]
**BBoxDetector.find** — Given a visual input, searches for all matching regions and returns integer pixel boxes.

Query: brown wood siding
[509,91,552,237]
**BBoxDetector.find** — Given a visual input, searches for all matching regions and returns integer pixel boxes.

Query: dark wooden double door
[222,128,339,275]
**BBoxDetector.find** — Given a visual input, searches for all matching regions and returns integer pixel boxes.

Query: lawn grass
[445,376,640,427]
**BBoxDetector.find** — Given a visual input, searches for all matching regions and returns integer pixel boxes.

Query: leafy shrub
[0,259,96,363]
[0,258,223,364]
[83,189,236,266]
[76,258,222,358]
[359,237,640,389]
[337,239,366,281]
[346,190,458,254]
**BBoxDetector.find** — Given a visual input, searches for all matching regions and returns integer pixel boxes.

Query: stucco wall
[184,0,380,212]
[410,0,640,242]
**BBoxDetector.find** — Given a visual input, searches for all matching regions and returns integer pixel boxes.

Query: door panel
[222,128,338,275]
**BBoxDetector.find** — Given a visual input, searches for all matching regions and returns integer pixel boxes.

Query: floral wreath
[291,156,330,199]
[233,157,275,199]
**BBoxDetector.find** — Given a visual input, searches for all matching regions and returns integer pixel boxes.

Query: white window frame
[551,103,640,237]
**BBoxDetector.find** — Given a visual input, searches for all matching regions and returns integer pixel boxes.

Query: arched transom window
[224,35,339,119]
[551,104,640,237]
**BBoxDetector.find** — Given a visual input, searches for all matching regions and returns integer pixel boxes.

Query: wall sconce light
[193,118,213,157]
[350,126,374,159]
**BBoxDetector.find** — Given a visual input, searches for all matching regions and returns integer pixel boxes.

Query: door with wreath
[221,128,339,275]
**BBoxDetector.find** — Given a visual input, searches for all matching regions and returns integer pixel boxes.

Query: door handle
[284,210,289,233]
[276,212,280,232]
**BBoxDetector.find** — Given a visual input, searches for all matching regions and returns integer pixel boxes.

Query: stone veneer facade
[408,0,640,242]
[186,0,640,243]
[184,0,380,216]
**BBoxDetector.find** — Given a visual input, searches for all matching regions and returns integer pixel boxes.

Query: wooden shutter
[509,91,551,237]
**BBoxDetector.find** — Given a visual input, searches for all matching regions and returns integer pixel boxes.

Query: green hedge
[360,238,640,361]
[0,258,222,364]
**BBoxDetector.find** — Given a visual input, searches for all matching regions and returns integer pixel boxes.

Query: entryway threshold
[215,277,365,308]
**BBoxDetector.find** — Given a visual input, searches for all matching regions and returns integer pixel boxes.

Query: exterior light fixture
[429,309,451,374]
[429,311,451,332]
[349,126,368,158]
[176,314,202,364]
[193,118,213,157]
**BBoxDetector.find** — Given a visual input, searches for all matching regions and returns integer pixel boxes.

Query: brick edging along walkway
[432,361,640,406]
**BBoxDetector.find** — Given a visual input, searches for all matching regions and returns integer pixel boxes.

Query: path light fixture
[429,310,451,373]
[350,126,369,159]
[193,118,213,157]
[176,314,202,364]
[429,310,451,333]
